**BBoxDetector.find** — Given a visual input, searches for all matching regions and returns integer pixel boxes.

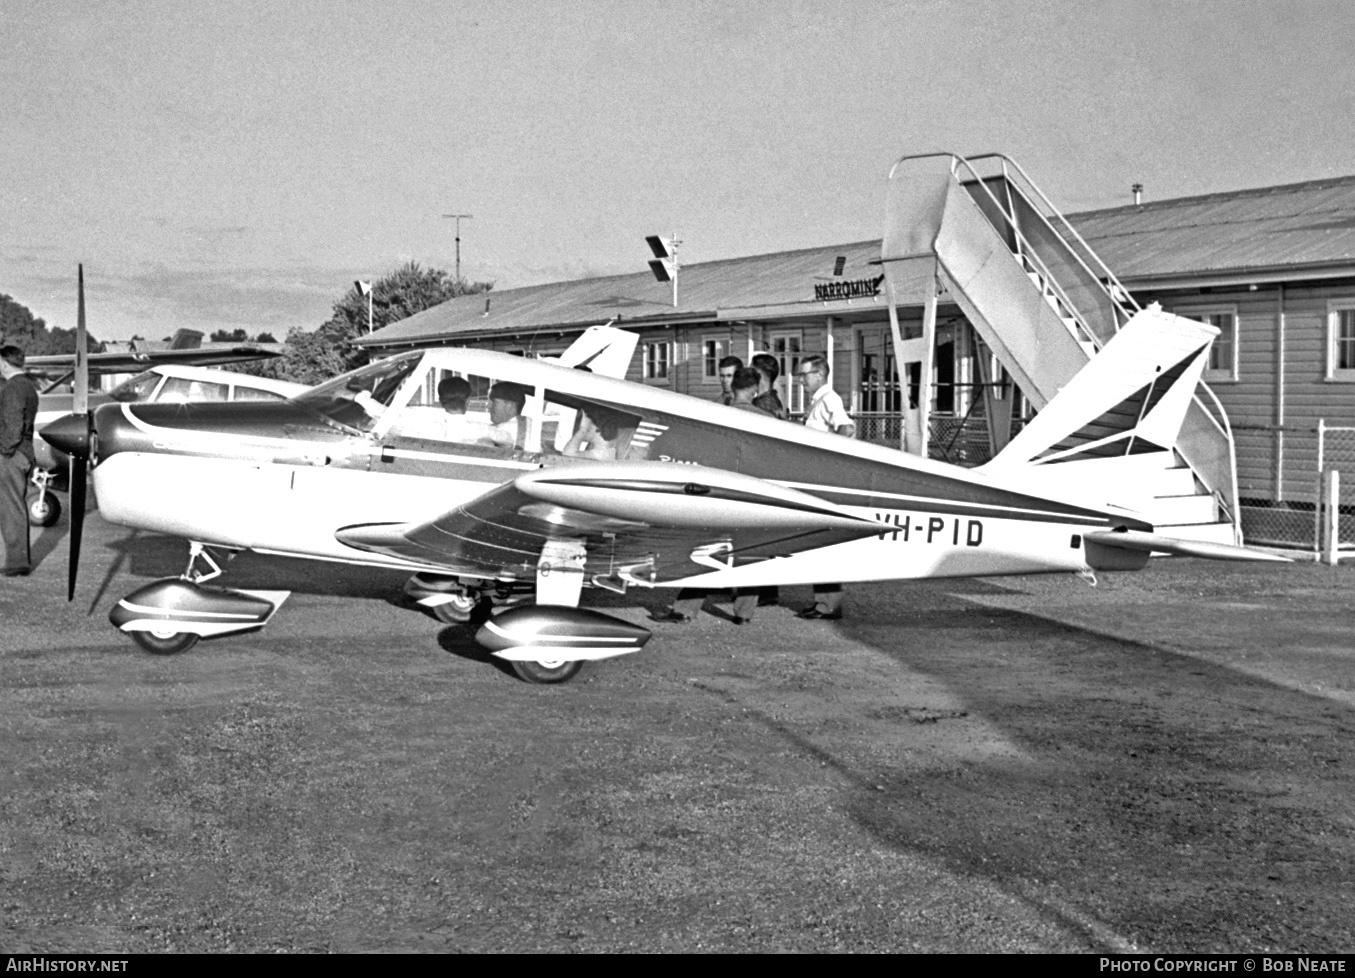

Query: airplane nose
[40,413,93,457]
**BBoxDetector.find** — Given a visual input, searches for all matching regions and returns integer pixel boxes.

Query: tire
[510,659,584,685]
[28,494,61,527]
[429,594,477,625]
[129,629,200,656]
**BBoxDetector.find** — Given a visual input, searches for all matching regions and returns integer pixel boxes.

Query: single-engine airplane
[23,330,284,527]
[40,263,1285,684]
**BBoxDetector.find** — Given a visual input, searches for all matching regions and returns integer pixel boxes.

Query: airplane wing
[27,346,280,378]
[335,461,888,583]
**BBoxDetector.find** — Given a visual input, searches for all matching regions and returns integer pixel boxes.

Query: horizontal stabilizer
[1084,529,1290,563]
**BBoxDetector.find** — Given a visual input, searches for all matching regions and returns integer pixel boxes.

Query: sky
[3,0,1354,342]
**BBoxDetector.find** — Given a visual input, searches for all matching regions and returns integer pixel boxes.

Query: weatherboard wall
[1156,280,1355,509]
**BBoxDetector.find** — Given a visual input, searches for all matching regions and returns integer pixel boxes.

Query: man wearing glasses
[795,354,853,619]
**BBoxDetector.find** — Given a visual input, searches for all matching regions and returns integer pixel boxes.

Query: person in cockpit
[432,376,497,444]
[486,382,528,449]
[562,404,621,460]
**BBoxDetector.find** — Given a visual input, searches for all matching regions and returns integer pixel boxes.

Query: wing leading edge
[335,461,888,583]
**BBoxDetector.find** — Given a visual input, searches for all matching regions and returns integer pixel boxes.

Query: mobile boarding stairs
[881,152,1240,547]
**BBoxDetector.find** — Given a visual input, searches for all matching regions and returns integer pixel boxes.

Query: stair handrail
[956,152,1143,321]
[1192,380,1243,538]
[890,151,1142,336]
[940,154,1111,350]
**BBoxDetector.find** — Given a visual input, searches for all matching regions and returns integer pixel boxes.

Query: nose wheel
[129,628,200,656]
[509,659,584,685]
[28,469,61,527]
[28,492,61,527]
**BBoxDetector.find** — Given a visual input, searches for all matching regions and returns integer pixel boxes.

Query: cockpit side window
[540,390,640,460]
[386,367,528,454]
[158,377,229,403]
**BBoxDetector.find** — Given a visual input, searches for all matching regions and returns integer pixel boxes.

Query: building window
[643,341,671,381]
[702,339,725,379]
[1178,306,1237,382]
[1328,303,1355,381]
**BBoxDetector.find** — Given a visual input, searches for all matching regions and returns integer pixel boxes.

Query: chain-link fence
[1207,422,1355,554]
[1317,421,1355,556]
[1234,426,1316,550]
[831,408,1015,467]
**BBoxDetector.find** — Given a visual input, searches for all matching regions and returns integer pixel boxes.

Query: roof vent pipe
[1132,183,1144,206]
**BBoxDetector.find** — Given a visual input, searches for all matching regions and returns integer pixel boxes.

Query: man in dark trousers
[654,368,767,625]
[0,345,40,576]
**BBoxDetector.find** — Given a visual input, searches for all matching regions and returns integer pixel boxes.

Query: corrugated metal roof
[361,173,1355,347]
[1065,174,1355,280]
[359,239,930,348]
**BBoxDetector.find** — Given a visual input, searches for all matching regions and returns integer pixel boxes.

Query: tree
[246,326,346,386]
[319,261,492,373]
[235,262,492,386]
[256,332,277,344]
[0,293,102,355]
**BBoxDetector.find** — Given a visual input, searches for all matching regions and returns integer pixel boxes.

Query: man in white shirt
[487,381,528,449]
[800,354,855,438]
[796,354,853,619]
[434,376,496,444]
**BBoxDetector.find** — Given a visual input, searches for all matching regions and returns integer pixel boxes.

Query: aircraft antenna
[442,213,473,285]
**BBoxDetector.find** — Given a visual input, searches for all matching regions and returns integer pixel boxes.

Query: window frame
[1176,304,1238,383]
[702,338,725,380]
[642,340,672,383]
[1327,301,1355,382]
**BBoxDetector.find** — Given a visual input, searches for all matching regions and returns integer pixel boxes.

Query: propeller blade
[67,265,91,601]
[74,264,88,416]
[67,450,87,602]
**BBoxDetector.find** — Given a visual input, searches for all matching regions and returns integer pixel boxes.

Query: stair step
[1046,450,1181,481]
[1151,466,1199,497]
[1146,494,1220,526]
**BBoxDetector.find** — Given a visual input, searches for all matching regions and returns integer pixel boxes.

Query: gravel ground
[1,517,1352,952]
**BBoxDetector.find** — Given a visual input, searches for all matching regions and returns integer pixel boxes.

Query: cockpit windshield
[293,352,422,432]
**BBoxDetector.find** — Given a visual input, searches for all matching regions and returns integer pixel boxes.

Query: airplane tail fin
[984,304,1217,472]
[550,322,638,379]
[168,328,204,350]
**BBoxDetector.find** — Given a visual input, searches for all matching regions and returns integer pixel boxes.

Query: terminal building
[358,155,1355,550]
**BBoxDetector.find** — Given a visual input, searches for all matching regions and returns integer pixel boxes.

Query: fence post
[1322,468,1341,566]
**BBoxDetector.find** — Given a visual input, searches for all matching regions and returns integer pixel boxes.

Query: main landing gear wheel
[431,594,478,625]
[510,659,584,685]
[28,493,60,527]
[129,629,200,656]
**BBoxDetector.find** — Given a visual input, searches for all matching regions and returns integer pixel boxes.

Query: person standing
[0,346,40,576]
[716,355,743,406]
[795,354,854,620]
[654,367,766,625]
[750,353,789,421]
